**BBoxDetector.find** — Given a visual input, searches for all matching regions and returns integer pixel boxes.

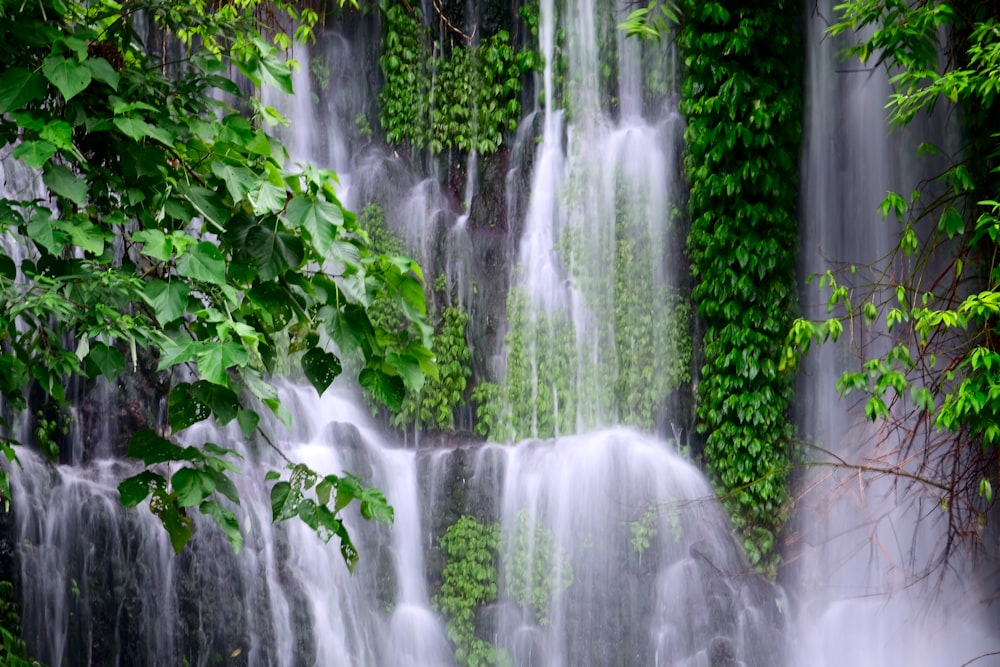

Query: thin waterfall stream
[1,1,998,666]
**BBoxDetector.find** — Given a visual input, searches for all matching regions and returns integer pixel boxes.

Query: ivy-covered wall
[677,0,803,574]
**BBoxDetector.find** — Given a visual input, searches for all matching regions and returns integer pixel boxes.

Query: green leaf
[143,280,190,325]
[26,207,66,255]
[180,184,229,230]
[172,467,217,507]
[301,347,342,395]
[237,408,260,437]
[247,181,287,215]
[86,341,126,379]
[44,163,88,205]
[196,342,248,385]
[157,494,194,553]
[66,219,105,255]
[359,486,394,523]
[157,337,197,370]
[128,429,200,465]
[211,161,258,202]
[0,68,46,113]
[284,196,343,255]
[11,140,57,169]
[200,500,243,553]
[85,57,120,91]
[245,225,305,280]
[190,380,240,425]
[131,229,173,261]
[113,117,175,146]
[168,382,212,431]
[270,480,297,522]
[118,470,165,507]
[177,241,227,285]
[359,368,406,411]
[42,55,92,101]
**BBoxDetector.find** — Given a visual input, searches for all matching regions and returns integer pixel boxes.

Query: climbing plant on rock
[676,0,803,575]
[378,0,530,154]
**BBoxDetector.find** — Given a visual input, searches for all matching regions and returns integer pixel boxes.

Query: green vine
[433,516,505,667]
[378,1,531,154]
[502,512,573,626]
[677,1,803,576]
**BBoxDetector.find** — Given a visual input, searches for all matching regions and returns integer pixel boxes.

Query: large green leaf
[172,467,217,507]
[190,380,240,425]
[196,342,248,385]
[131,229,173,261]
[143,280,190,325]
[85,341,126,379]
[0,68,46,113]
[168,383,212,431]
[301,347,342,395]
[284,196,343,255]
[43,164,87,205]
[65,218,105,255]
[180,184,229,230]
[237,408,260,437]
[118,470,166,507]
[245,225,305,280]
[128,429,202,465]
[359,368,406,411]
[247,181,286,215]
[113,116,175,146]
[85,57,120,91]
[157,492,194,553]
[26,208,66,256]
[177,241,226,285]
[42,55,91,101]
[270,480,297,522]
[200,500,243,553]
[211,161,257,202]
[11,141,57,169]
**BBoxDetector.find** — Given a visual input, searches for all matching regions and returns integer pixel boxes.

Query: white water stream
[3,1,998,665]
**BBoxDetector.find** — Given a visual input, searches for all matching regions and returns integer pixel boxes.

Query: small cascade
[419,430,786,666]
[503,0,686,439]
[10,383,455,667]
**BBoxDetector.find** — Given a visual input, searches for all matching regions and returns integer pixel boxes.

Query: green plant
[0,581,42,667]
[377,0,529,154]
[785,1,1000,554]
[674,0,803,576]
[0,0,433,562]
[502,512,573,626]
[630,505,658,554]
[393,304,473,431]
[433,516,504,667]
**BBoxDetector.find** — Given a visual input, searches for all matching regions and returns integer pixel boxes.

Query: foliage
[433,516,504,667]
[358,204,474,432]
[501,511,573,626]
[629,504,658,554]
[618,1,680,41]
[0,0,433,561]
[480,288,576,442]
[393,303,473,431]
[0,581,42,667]
[676,0,803,575]
[785,0,1000,550]
[378,0,531,154]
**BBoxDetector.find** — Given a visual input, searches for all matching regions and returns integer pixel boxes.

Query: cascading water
[5,1,997,666]
[793,3,1000,665]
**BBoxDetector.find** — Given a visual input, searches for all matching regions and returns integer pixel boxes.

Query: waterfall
[4,1,999,666]
[793,3,1000,665]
